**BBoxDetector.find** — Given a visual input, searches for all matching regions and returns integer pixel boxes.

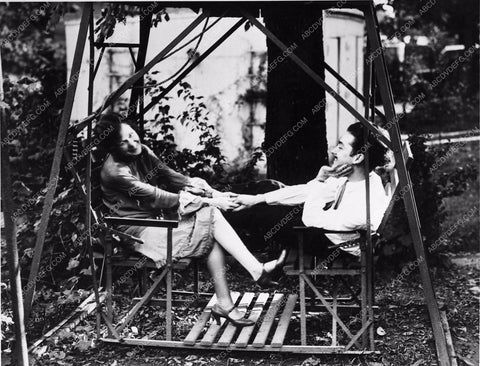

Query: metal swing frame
[25,1,452,363]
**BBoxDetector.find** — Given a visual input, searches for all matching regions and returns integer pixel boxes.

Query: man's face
[116,123,142,158]
[331,131,357,169]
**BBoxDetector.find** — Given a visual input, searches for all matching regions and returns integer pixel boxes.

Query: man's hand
[316,164,353,181]
[207,197,239,211]
[232,194,264,211]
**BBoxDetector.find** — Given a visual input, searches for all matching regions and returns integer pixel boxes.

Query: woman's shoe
[255,267,279,288]
[211,304,255,327]
[255,249,287,288]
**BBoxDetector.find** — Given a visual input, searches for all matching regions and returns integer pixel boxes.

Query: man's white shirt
[263,172,390,256]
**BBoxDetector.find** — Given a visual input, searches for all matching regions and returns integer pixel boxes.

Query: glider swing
[24,2,453,364]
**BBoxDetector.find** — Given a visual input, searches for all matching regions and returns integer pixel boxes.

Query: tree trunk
[263,4,328,185]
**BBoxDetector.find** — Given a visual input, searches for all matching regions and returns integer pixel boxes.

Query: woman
[94,112,285,327]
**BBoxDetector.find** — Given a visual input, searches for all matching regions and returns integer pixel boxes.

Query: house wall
[65,8,365,167]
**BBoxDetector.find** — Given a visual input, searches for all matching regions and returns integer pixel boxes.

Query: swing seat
[283,140,413,351]
[64,136,206,343]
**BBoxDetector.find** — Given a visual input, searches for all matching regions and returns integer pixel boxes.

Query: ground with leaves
[2,251,478,366]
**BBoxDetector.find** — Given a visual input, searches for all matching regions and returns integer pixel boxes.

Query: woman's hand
[206,197,239,211]
[212,190,238,199]
[184,185,207,196]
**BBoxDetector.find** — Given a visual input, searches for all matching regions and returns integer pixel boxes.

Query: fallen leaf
[468,286,480,295]
[66,256,80,271]
[32,345,48,357]
[75,339,92,351]
[51,350,66,359]
[376,326,386,336]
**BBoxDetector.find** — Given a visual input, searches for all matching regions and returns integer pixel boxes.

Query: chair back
[377,141,413,235]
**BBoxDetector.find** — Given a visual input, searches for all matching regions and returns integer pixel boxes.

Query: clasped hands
[186,163,352,212]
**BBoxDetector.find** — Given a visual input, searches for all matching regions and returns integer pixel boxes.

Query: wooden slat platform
[184,292,300,349]
[102,290,379,354]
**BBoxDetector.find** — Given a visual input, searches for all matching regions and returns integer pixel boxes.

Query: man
[233,122,390,258]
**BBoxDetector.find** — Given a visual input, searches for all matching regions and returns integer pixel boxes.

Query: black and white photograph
[1,1,479,365]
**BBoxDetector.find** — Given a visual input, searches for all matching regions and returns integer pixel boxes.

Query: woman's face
[116,123,142,158]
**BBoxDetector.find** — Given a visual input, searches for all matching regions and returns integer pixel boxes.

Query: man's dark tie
[323,180,347,210]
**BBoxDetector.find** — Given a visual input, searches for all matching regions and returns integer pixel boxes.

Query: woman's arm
[142,145,189,192]
[102,164,180,210]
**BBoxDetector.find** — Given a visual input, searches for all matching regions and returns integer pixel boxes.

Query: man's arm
[233,183,313,211]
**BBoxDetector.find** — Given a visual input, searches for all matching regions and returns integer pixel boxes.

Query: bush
[377,135,479,265]
[138,80,261,189]
[401,94,479,134]
[429,141,479,252]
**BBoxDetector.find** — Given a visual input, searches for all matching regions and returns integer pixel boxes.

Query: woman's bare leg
[212,209,284,281]
[206,242,244,318]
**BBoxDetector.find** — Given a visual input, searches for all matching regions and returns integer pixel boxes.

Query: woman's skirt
[119,206,215,268]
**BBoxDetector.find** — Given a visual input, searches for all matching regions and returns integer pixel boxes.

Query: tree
[263,4,328,185]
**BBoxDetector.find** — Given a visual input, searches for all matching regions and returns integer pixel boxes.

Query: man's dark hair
[93,112,138,153]
[347,122,388,171]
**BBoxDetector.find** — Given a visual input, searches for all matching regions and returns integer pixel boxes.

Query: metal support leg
[193,260,200,295]
[360,243,368,349]
[105,238,113,335]
[364,4,450,364]
[166,228,173,341]
[24,2,92,319]
[298,232,307,346]
[332,285,338,347]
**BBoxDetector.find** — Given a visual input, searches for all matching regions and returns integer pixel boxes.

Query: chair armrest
[104,216,179,228]
[96,224,144,244]
[292,225,360,235]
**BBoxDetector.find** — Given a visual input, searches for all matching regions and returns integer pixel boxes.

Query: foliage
[94,3,170,43]
[139,79,260,187]
[378,135,479,264]
[436,163,478,198]
[382,0,479,46]
[431,141,479,252]
[1,3,74,274]
[141,80,225,180]
[377,0,479,131]
[400,95,478,134]
[399,42,478,133]
[0,2,87,350]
